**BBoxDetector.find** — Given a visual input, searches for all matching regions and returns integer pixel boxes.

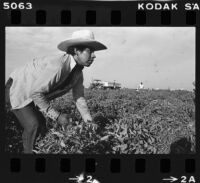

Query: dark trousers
[5,78,46,154]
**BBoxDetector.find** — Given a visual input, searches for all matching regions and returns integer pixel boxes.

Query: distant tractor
[89,79,121,90]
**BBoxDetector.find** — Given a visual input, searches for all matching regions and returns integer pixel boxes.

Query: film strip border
[1,156,198,183]
[1,1,200,26]
[8,157,196,173]
[1,1,200,183]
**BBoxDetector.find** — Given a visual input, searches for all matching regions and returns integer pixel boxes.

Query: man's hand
[57,113,69,126]
[86,120,98,131]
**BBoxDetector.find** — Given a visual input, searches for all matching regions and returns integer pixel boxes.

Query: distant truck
[89,79,121,90]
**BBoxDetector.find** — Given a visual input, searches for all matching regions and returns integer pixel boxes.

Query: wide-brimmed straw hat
[57,30,107,52]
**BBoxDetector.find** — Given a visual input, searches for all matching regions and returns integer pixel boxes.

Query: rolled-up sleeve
[31,92,60,121]
[73,73,92,122]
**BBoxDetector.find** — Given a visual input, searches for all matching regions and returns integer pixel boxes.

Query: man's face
[75,47,96,67]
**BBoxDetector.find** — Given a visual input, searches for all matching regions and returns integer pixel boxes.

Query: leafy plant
[5,89,195,154]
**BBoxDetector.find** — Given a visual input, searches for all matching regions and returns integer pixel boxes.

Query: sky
[6,27,195,91]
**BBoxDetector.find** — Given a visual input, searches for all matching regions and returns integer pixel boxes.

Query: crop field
[5,88,195,154]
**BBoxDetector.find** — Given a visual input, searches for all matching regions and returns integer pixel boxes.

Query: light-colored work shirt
[9,54,92,122]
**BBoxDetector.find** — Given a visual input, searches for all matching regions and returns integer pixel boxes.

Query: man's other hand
[57,113,69,126]
[86,120,98,131]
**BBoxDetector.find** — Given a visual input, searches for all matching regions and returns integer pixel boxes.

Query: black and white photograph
[5,27,195,154]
